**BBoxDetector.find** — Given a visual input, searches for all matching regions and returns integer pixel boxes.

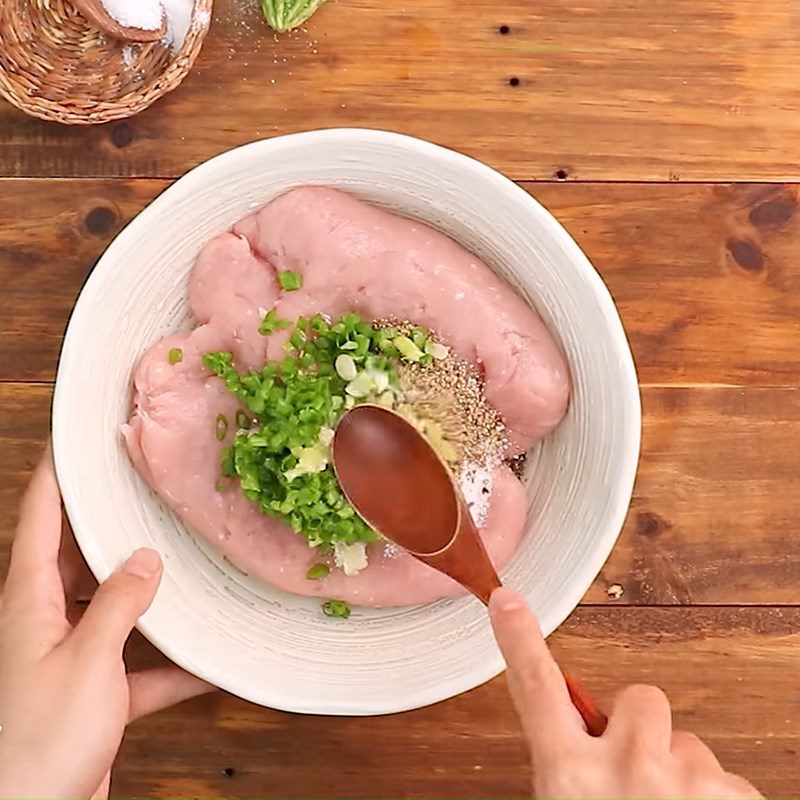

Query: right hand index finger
[489,587,586,758]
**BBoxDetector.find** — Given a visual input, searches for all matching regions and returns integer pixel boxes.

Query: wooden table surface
[2,0,800,797]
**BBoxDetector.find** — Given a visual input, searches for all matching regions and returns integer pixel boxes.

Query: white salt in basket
[52,129,640,715]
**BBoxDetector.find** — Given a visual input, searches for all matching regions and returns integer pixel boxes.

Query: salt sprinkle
[100,0,163,31]
[459,462,494,528]
[193,8,211,30]
[161,0,195,50]
[121,44,137,67]
[383,542,402,559]
[100,0,199,51]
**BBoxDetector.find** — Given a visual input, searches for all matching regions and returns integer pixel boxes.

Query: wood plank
[4,0,800,181]
[585,386,800,604]
[3,179,800,386]
[4,382,799,605]
[544,182,800,388]
[0,179,164,382]
[109,606,800,798]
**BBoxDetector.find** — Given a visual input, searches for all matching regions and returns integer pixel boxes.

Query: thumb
[71,548,163,656]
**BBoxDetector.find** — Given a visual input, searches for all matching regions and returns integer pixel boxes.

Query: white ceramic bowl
[53,129,640,716]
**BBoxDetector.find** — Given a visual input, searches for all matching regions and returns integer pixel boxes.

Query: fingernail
[122,548,162,579]
[490,587,525,612]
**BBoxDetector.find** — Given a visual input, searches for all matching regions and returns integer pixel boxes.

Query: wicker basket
[0,0,213,125]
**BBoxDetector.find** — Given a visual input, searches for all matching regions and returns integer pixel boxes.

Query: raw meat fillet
[124,188,570,607]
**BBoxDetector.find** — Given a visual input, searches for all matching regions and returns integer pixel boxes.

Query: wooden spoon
[71,0,167,43]
[332,403,608,736]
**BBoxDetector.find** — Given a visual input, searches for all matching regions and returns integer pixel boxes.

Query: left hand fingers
[127,666,215,721]
[3,445,67,621]
[58,510,97,606]
[70,549,163,658]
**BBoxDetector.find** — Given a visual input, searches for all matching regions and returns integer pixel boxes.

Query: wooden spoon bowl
[332,404,502,603]
[332,404,608,736]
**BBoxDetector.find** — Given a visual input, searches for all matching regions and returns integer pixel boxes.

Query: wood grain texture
[4,0,800,180]
[3,382,799,605]
[109,606,800,798]
[2,172,799,796]
[0,179,163,381]
[4,179,800,385]
[586,386,800,605]
[3,0,799,792]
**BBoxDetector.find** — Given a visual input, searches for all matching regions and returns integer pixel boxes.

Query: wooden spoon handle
[562,671,608,736]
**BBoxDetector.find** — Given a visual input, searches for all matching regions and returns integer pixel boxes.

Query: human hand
[0,447,214,800]
[489,587,762,799]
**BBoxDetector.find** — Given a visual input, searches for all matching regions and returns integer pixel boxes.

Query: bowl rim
[52,128,641,715]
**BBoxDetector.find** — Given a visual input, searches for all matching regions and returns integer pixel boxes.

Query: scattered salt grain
[100,0,163,30]
[193,8,211,30]
[121,44,137,67]
[383,542,401,559]
[459,462,494,528]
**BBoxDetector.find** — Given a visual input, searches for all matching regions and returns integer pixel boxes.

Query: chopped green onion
[278,270,303,291]
[235,409,251,429]
[290,328,307,349]
[335,354,358,381]
[168,347,183,364]
[322,599,351,619]
[378,338,399,356]
[204,313,407,548]
[221,447,236,477]
[311,315,330,334]
[394,335,424,362]
[280,356,298,376]
[425,340,450,360]
[370,370,389,394]
[411,326,428,349]
[215,413,229,441]
[203,351,233,375]
[345,371,374,398]
[307,563,331,581]
[341,313,360,327]
[259,309,292,336]
[215,477,231,492]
